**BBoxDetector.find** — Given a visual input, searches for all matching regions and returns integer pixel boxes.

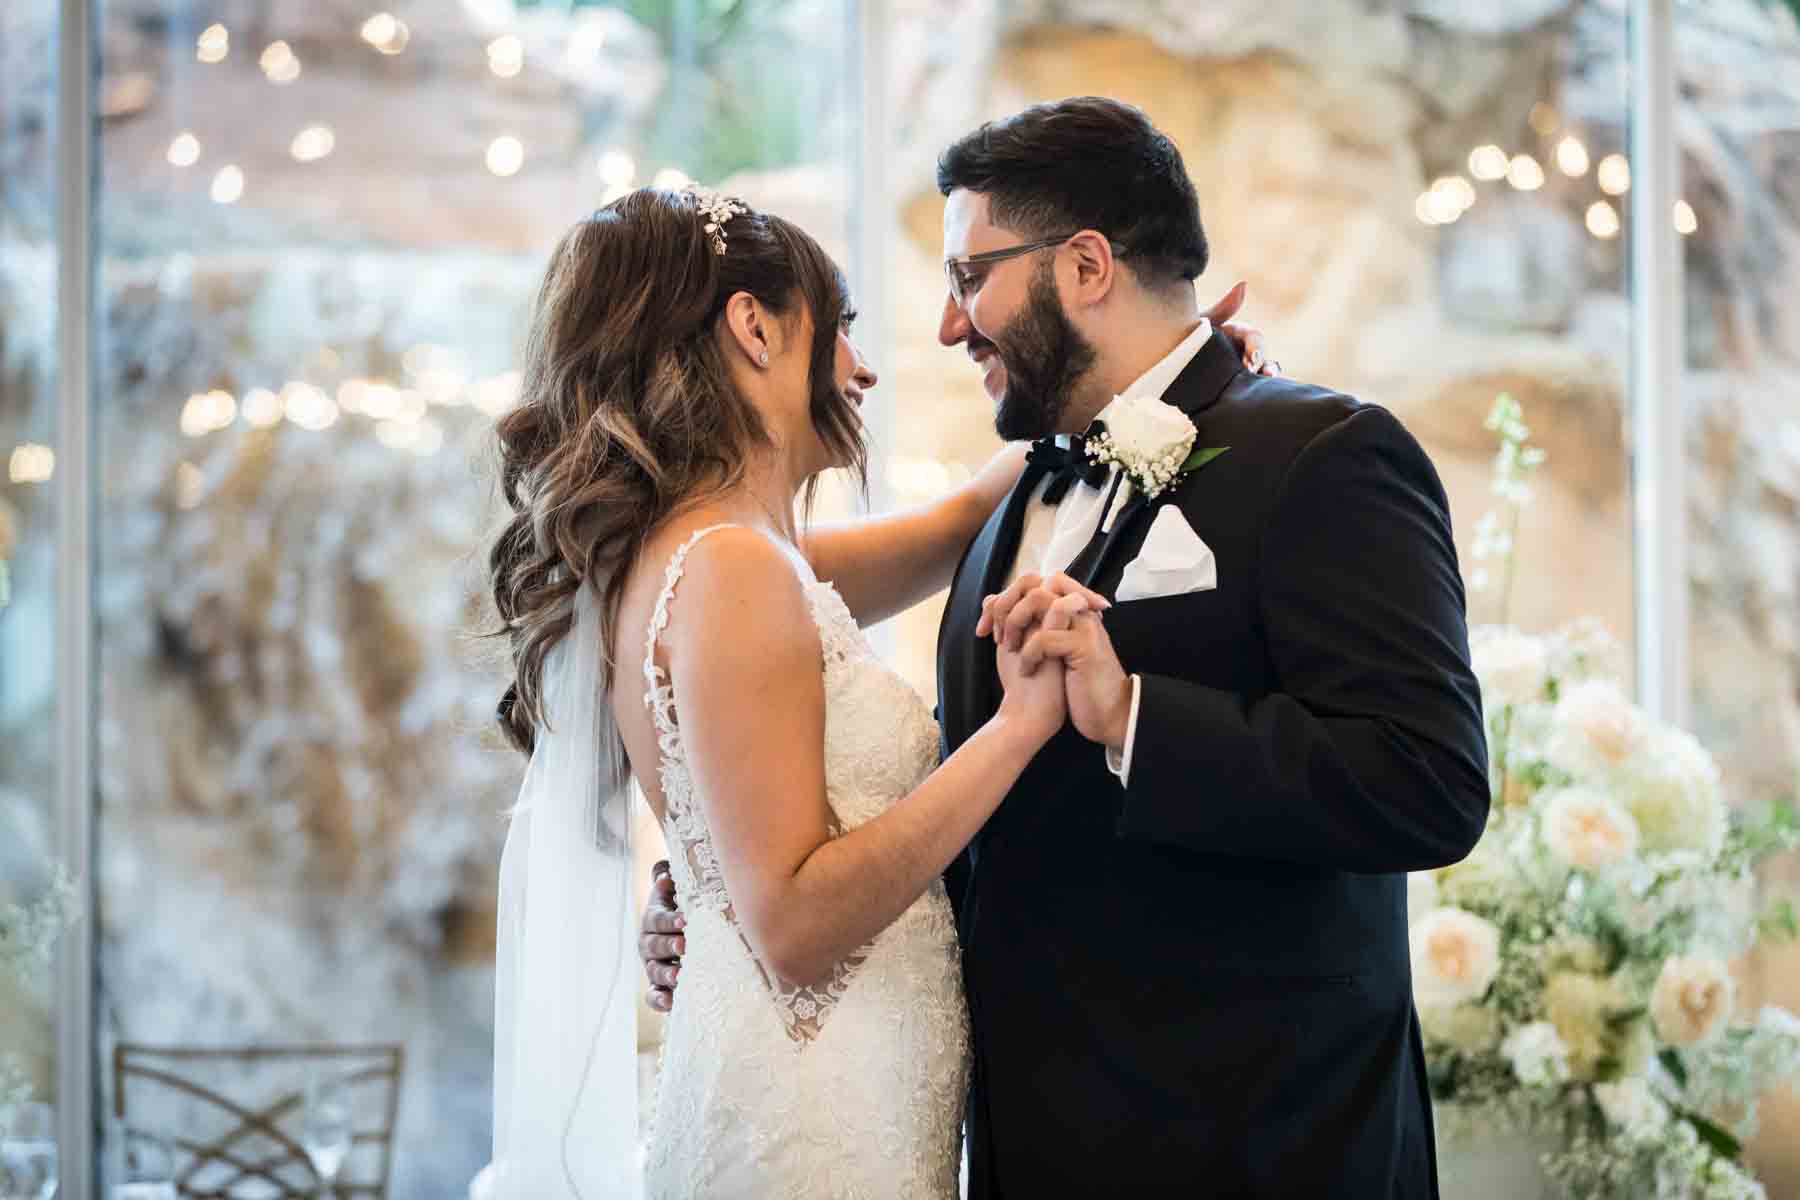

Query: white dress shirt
[1001,318,1213,786]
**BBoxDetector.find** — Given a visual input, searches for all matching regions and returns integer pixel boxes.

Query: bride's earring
[758,350,769,366]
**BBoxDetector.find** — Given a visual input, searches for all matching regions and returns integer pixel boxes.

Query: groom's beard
[985,264,1097,442]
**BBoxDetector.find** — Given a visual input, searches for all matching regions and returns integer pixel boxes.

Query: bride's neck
[712,448,807,544]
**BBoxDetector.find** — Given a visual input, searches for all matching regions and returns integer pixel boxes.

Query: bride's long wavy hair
[489,187,867,756]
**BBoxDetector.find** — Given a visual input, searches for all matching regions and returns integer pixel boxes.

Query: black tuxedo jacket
[936,328,1489,1198]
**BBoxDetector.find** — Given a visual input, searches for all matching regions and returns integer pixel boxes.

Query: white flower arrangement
[1422,396,1800,1199]
[0,868,80,1124]
[1084,393,1227,501]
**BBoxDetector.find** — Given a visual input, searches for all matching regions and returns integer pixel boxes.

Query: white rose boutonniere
[1088,394,1228,501]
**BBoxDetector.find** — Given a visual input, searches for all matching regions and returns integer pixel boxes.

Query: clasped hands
[977,572,1132,755]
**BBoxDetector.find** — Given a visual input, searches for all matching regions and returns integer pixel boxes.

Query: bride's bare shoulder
[626,511,811,649]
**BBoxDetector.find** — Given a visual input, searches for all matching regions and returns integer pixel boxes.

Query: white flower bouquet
[0,868,79,1124]
[1419,398,1800,1199]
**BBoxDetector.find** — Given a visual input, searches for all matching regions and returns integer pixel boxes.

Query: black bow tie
[1028,420,1110,505]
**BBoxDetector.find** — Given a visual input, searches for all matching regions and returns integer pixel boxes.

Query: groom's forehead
[942,189,1002,258]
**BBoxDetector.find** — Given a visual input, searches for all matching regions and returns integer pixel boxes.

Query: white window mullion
[1629,0,1689,725]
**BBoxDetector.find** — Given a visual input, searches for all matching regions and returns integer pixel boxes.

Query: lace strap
[643,523,742,736]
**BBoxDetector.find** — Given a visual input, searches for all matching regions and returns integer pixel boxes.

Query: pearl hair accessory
[684,182,747,255]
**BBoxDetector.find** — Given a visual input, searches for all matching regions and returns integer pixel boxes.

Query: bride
[486,184,1260,1198]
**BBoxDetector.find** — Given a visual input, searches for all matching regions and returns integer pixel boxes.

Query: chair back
[112,1043,405,1198]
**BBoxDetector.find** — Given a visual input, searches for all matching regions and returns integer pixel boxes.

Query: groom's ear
[1065,230,1119,308]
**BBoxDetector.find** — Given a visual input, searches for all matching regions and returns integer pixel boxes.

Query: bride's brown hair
[489,187,867,755]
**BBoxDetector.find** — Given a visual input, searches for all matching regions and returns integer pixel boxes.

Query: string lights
[1419,111,1692,238]
[8,445,54,484]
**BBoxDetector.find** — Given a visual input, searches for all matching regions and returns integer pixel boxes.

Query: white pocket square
[1115,505,1216,603]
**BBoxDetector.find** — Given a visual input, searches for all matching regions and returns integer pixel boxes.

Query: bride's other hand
[996,636,1068,744]
[1202,280,1281,378]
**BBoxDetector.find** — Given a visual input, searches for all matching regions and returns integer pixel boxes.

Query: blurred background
[2,0,1797,1195]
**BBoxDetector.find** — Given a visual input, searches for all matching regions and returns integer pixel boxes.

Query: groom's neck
[1062,300,1206,432]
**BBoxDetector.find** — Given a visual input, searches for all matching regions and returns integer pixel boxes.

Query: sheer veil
[493,580,642,1198]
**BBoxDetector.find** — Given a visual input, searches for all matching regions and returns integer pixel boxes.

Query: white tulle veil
[493,580,642,1198]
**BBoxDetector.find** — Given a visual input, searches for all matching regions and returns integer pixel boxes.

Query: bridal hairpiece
[683,182,747,255]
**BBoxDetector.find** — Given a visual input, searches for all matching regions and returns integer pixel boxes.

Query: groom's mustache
[967,334,999,361]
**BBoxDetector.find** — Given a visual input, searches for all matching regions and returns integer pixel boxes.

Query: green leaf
[1758,898,1799,943]
[1181,445,1230,473]
[1660,1048,1689,1089]
[1604,1005,1647,1031]
[1683,1111,1743,1160]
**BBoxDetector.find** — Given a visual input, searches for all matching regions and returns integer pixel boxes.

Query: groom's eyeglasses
[943,234,1079,308]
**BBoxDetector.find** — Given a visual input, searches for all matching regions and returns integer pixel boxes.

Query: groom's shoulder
[1213,371,1405,462]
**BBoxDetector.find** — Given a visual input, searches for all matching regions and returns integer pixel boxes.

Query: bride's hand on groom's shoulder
[1203,281,1282,379]
[640,860,685,1013]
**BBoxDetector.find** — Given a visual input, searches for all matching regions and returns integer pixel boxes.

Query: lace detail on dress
[639,523,968,1200]
[642,525,903,1045]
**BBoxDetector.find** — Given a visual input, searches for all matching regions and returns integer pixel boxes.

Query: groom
[649,97,1489,1196]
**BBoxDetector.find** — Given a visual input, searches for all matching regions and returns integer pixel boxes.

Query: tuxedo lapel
[937,458,1051,753]
[1077,326,1244,592]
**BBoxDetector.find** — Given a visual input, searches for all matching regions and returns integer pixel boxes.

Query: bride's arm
[801,441,1028,628]
[667,527,1067,988]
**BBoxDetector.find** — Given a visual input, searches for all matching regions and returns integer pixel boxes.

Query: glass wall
[86,1,853,1195]
[0,0,70,1196]
[1674,2,1800,1190]
[18,0,1800,1193]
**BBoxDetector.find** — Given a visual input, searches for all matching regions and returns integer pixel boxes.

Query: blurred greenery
[515,0,833,183]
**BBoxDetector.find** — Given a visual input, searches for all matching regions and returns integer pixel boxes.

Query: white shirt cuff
[1103,673,1143,787]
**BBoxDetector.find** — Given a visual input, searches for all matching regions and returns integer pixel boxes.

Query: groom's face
[939,190,1096,440]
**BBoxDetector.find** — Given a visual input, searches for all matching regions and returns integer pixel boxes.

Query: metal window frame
[1629,0,1688,724]
[53,0,97,1194]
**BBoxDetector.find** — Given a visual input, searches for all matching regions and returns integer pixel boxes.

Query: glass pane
[880,3,1635,691]
[92,1,854,1196]
[0,0,68,1189]
[1675,2,1800,1190]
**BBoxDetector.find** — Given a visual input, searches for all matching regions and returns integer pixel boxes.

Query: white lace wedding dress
[640,524,971,1200]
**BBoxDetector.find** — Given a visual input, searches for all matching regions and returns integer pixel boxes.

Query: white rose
[1103,393,1196,468]
[1405,872,1439,925]
[1502,1020,1572,1087]
[1545,679,1648,778]
[1592,1078,1669,1142]
[1539,786,1640,870]
[1622,728,1727,858]
[1470,628,1549,709]
[1650,955,1735,1047]
[1420,1002,1502,1054]
[1544,970,1631,1079]
[1410,907,1501,1008]
[1754,1004,1800,1040]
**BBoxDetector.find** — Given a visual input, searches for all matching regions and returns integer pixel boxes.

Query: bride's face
[779,312,876,477]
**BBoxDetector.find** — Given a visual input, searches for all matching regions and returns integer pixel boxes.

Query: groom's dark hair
[936,96,1208,292]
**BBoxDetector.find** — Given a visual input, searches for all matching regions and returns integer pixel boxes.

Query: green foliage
[1759,897,1799,942]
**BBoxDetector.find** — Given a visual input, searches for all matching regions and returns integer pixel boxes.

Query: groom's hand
[977,572,1110,645]
[640,860,686,1012]
[983,576,1133,754]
